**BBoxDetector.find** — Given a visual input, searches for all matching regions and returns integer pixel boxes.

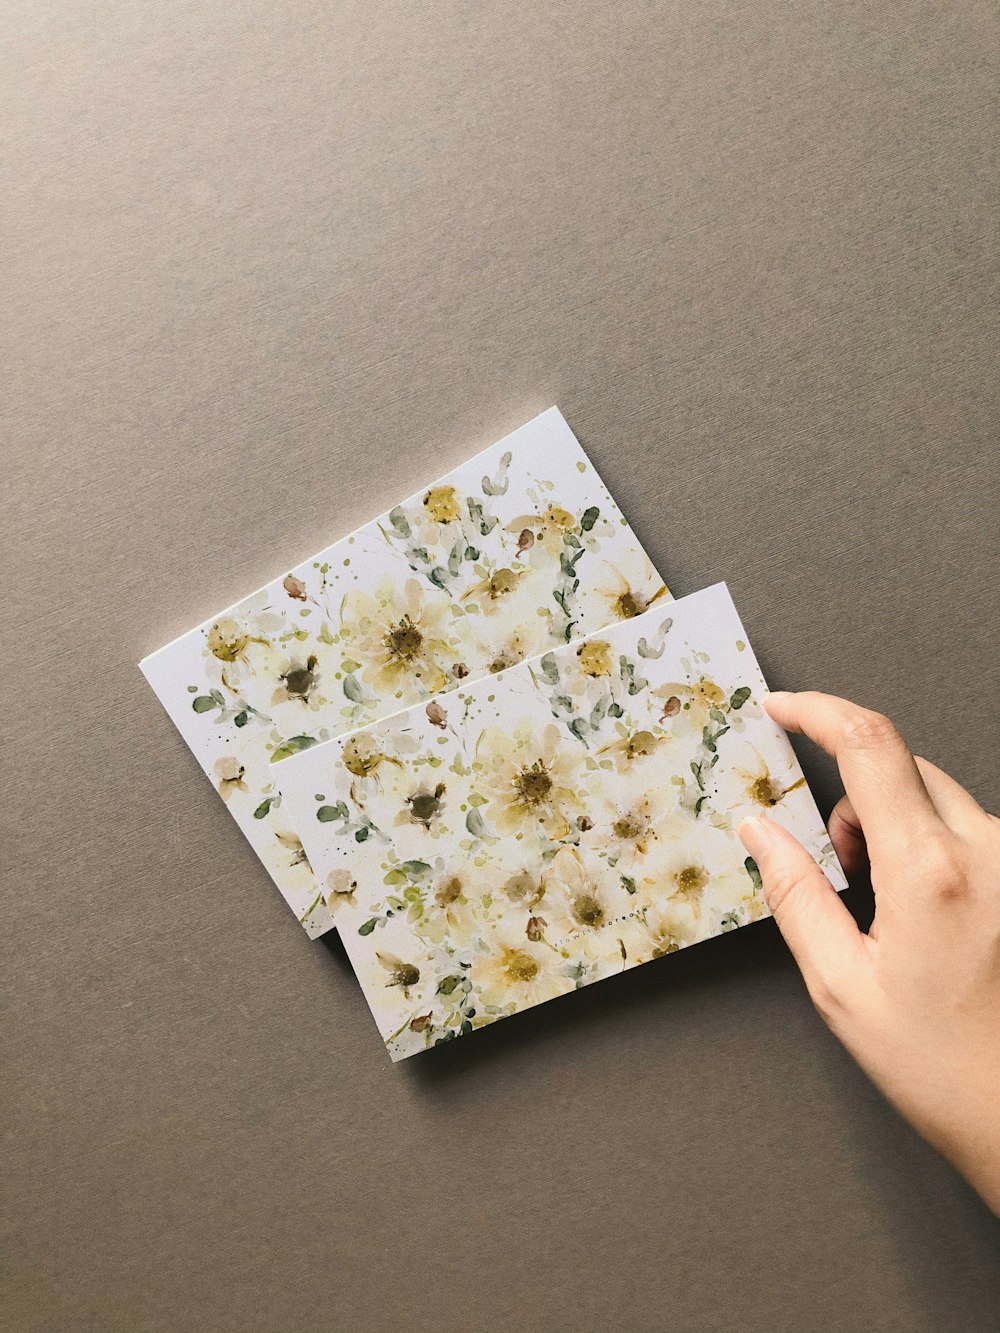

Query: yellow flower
[651,675,728,738]
[709,741,808,825]
[206,617,251,663]
[203,610,284,692]
[589,789,671,869]
[274,829,309,868]
[475,721,581,839]
[735,748,807,809]
[421,867,482,946]
[324,869,358,912]
[474,622,545,676]
[643,900,700,958]
[500,868,545,906]
[342,733,396,779]
[596,728,667,774]
[653,845,713,920]
[542,847,616,941]
[341,578,455,697]
[505,503,578,557]
[214,755,248,800]
[376,952,421,999]
[459,565,528,614]
[577,639,613,677]
[596,551,668,621]
[423,485,461,524]
[469,923,571,1009]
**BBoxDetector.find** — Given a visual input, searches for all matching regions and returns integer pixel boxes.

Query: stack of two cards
[142,409,844,1060]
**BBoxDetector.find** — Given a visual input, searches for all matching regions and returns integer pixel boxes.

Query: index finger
[764,690,941,856]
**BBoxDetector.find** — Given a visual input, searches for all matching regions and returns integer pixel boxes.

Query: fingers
[739,813,871,1018]
[914,757,989,831]
[828,794,868,877]
[765,691,940,858]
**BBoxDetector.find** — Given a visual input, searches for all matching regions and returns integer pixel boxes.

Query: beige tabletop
[4,2,999,1330]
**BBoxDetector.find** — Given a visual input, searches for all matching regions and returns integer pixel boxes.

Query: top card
[277,583,846,1059]
[140,409,668,935]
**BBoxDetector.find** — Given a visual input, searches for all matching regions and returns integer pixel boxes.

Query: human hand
[738,691,1000,1214]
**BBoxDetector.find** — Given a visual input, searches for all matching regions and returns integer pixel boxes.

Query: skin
[738,690,1000,1215]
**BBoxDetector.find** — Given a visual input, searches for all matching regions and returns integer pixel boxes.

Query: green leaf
[191,695,217,713]
[437,974,463,995]
[354,826,369,843]
[253,799,273,819]
[580,505,599,532]
[234,711,249,727]
[465,807,488,839]
[730,686,752,710]
[343,674,365,703]
[481,450,512,496]
[621,875,637,895]
[358,917,378,936]
[383,869,407,886]
[428,567,450,589]
[466,497,497,536]
[401,859,432,878]
[210,689,225,706]
[538,653,560,685]
[388,507,411,537]
[744,856,764,893]
[316,803,348,823]
[690,760,705,791]
[270,734,319,763]
[589,697,609,728]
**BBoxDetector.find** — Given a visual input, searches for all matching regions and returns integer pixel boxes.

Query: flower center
[435,876,463,906]
[343,738,381,777]
[750,776,779,807]
[515,762,552,805]
[389,963,420,989]
[409,790,442,823]
[614,589,646,619]
[613,813,645,840]
[489,568,518,597]
[676,865,707,894]
[505,950,540,983]
[283,666,314,696]
[626,730,657,759]
[386,617,423,661]
[207,619,249,662]
[423,485,460,522]
[578,641,612,677]
[653,934,682,958]
[572,892,605,929]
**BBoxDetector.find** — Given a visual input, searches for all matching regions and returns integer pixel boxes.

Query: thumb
[739,814,868,1016]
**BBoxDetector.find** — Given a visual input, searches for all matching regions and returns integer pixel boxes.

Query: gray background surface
[3,2,999,1330]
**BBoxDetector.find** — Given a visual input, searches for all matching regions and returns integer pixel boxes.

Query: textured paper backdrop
[3,1,999,1330]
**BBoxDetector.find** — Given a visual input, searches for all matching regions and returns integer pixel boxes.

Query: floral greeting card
[140,409,668,936]
[277,582,845,1059]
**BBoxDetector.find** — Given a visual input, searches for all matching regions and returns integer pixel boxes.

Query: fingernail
[738,815,775,860]
[766,690,791,706]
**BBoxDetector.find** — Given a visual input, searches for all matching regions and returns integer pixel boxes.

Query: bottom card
[279,583,845,1060]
